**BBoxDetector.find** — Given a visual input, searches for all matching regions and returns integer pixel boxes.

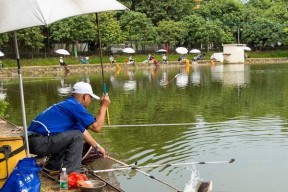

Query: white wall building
[222,44,247,63]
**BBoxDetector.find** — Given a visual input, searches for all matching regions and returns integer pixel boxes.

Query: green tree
[136,0,193,25]
[93,13,126,48]
[0,33,9,49]
[14,28,45,58]
[246,0,274,9]
[283,26,288,46]
[156,20,188,50]
[193,21,228,51]
[181,14,206,48]
[261,1,288,46]
[199,0,246,43]
[50,15,96,49]
[119,0,142,11]
[242,18,284,50]
[120,11,158,50]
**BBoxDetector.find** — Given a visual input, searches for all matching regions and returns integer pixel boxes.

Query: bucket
[0,136,26,188]
[80,180,106,192]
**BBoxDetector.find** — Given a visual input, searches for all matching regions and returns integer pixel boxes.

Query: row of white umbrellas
[121,48,201,54]
[1,46,251,58]
[123,47,199,54]
[57,46,250,55]
[176,47,200,55]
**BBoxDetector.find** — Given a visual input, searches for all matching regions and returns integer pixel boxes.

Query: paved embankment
[0,58,287,77]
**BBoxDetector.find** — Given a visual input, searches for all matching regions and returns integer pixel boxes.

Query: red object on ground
[68,172,88,189]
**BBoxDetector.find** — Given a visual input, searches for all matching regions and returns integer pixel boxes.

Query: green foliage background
[0,0,287,60]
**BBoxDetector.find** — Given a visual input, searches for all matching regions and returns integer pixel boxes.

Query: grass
[1,50,287,68]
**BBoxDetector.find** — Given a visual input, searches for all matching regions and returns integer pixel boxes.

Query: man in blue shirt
[28,81,110,174]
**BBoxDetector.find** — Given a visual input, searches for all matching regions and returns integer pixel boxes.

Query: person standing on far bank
[27,81,110,174]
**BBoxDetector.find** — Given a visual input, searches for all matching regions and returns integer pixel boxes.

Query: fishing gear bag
[0,157,41,192]
[0,137,26,188]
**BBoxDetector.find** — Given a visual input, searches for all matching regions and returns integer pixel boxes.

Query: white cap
[72,82,100,100]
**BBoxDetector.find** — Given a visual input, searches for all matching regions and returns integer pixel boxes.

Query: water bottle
[59,168,68,191]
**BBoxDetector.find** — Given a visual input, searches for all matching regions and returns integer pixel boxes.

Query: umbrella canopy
[122,48,135,54]
[0,51,4,57]
[157,49,167,53]
[0,0,127,33]
[56,49,70,55]
[210,53,224,62]
[244,47,251,51]
[176,47,188,54]
[190,49,201,54]
[0,0,127,156]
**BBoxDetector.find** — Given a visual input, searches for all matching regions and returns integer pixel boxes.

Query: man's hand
[100,93,110,108]
[97,145,106,157]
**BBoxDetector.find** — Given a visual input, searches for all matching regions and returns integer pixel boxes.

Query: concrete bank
[0,61,190,77]
[0,58,287,77]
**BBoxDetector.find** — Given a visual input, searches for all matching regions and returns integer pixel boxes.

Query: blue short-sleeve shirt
[28,96,95,136]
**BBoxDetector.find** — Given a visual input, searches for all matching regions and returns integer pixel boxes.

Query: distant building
[222,44,246,63]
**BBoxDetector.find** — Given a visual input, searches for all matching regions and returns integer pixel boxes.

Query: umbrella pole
[96,13,110,125]
[13,32,30,156]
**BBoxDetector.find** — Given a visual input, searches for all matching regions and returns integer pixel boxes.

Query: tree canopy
[0,0,287,55]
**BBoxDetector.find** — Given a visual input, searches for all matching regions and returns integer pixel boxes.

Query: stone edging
[0,58,287,77]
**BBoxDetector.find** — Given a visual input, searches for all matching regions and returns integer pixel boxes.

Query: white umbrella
[244,47,251,51]
[0,0,127,34]
[0,51,4,57]
[56,49,70,55]
[157,49,167,53]
[122,48,135,54]
[210,53,224,62]
[190,49,201,54]
[176,47,188,54]
[0,0,127,156]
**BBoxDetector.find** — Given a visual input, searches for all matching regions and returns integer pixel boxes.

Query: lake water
[2,63,288,192]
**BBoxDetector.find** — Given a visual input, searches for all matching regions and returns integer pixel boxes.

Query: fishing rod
[106,156,183,192]
[166,73,179,85]
[92,158,235,173]
[103,122,201,128]
[96,13,110,125]
[85,162,125,192]
[89,171,125,192]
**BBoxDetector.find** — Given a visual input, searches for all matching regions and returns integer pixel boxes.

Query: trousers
[28,130,83,174]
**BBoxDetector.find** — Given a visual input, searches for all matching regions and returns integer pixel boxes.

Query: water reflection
[0,81,7,101]
[5,63,288,192]
[191,66,201,86]
[80,69,90,84]
[210,64,223,82]
[159,69,168,87]
[211,64,250,87]
[123,70,136,91]
[176,68,189,88]
[57,71,72,96]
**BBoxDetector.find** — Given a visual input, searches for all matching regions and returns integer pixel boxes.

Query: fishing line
[92,159,235,173]
[103,122,209,128]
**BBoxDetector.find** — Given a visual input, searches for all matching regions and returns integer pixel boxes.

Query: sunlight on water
[183,165,200,192]
[4,63,288,191]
